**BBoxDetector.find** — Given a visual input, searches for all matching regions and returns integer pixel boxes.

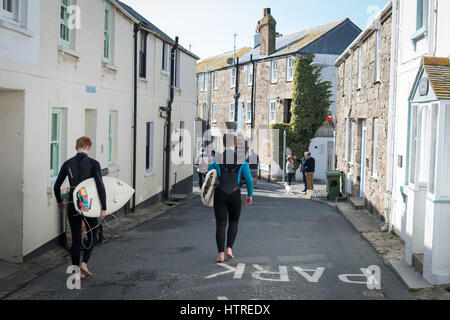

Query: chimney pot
[264,8,271,17]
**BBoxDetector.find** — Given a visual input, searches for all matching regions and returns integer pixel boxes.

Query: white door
[360,120,367,199]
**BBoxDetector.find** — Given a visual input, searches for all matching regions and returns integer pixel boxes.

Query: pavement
[1,178,448,300]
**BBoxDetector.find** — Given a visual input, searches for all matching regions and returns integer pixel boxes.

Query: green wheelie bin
[326,171,341,201]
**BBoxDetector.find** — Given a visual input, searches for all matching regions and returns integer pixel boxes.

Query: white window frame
[1,0,16,21]
[213,71,218,90]
[212,103,217,123]
[103,1,113,63]
[372,118,379,177]
[247,64,253,86]
[357,45,362,89]
[411,0,429,44]
[139,30,148,79]
[230,67,236,88]
[287,56,294,82]
[344,118,349,162]
[50,108,62,179]
[145,121,154,174]
[199,74,205,92]
[162,42,169,72]
[59,0,71,47]
[271,60,277,83]
[229,102,235,121]
[179,121,185,159]
[350,120,355,164]
[375,29,381,83]
[245,101,252,124]
[174,49,181,89]
[108,111,118,164]
[269,100,276,124]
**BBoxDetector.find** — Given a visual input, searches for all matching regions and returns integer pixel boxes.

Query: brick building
[196,8,361,181]
[334,2,392,220]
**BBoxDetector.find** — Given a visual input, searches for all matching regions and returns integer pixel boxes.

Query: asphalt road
[6,184,414,300]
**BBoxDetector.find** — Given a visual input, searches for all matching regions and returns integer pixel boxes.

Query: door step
[349,197,364,210]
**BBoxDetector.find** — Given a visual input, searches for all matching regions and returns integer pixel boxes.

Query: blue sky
[120,0,390,60]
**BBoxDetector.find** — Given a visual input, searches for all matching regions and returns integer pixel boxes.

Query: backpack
[218,151,244,194]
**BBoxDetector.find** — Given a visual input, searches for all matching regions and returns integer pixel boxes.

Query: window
[271,60,277,83]
[342,61,346,96]
[416,0,428,31]
[269,100,276,124]
[344,118,349,162]
[199,74,205,92]
[60,0,71,46]
[213,71,218,90]
[287,57,294,81]
[409,104,418,184]
[145,121,154,173]
[230,67,236,88]
[212,103,217,123]
[139,30,147,78]
[375,30,381,82]
[247,64,253,86]
[104,1,113,63]
[50,109,62,178]
[229,102,235,121]
[428,104,438,194]
[245,101,252,124]
[2,0,15,20]
[162,43,169,72]
[179,121,184,159]
[372,118,379,177]
[108,111,118,163]
[350,121,355,163]
[357,45,362,89]
[174,49,181,88]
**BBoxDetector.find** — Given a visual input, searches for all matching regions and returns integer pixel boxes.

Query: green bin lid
[326,170,341,176]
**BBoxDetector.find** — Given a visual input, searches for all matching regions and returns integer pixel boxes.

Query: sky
[120,0,390,61]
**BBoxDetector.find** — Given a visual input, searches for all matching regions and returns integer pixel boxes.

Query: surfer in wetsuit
[207,133,254,263]
[54,136,106,278]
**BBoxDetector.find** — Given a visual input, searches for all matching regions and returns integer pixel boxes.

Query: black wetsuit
[54,153,106,266]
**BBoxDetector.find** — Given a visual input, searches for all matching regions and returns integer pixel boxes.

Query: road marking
[338,265,381,290]
[252,265,289,282]
[205,263,245,279]
[292,267,325,283]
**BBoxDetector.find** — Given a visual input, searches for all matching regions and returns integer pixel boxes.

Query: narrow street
[5,182,414,300]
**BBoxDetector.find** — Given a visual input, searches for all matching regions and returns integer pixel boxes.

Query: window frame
[270,60,277,83]
[179,121,185,159]
[245,101,252,124]
[103,1,113,63]
[212,103,217,123]
[230,67,236,88]
[199,73,205,92]
[145,121,154,174]
[59,0,71,47]
[213,71,218,90]
[357,45,362,89]
[108,111,118,164]
[139,30,148,79]
[229,102,235,121]
[286,56,294,82]
[247,64,253,86]
[2,0,16,21]
[372,118,379,178]
[269,100,277,124]
[162,42,169,72]
[174,49,181,89]
[50,108,62,179]
[375,29,381,83]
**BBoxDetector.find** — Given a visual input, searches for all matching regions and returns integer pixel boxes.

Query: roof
[116,1,199,60]
[197,18,360,73]
[334,1,392,66]
[422,56,450,100]
[196,47,252,73]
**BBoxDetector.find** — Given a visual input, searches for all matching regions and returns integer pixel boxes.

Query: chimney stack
[259,8,276,56]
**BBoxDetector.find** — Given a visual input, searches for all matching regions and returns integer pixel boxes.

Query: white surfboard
[201,169,217,207]
[73,176,135,218]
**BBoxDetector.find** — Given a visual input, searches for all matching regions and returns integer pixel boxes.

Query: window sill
[212,121,217,124]
[138,77,148,83]
[374,80,381,85]
[411,27,427,43]
[161,70,170,76]
[58,45,81,60]
[102,62,118,72]
[286,79,293,83]
[174,87,181,92]
[145,171,155,178]
[0,19,34,37]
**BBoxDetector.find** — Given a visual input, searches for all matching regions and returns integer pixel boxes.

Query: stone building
[196,8,361,181]
[334,2,392,220]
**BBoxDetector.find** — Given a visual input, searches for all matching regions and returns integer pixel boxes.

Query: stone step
[349,197,365,210]
[388,259,432,290]
[413,254,424,275]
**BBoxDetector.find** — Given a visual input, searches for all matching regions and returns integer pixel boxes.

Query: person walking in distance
[246,148,259,186]
[207,133,254,263]
[286,155,295,187]
[304,152,315,191]
[294,152,308,193]
[194,148,209,188]
[54,137,106,279]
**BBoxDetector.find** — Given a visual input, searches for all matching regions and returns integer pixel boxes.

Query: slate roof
[116,1,199,60]
[422,56,450,100]
[197,18,360,73]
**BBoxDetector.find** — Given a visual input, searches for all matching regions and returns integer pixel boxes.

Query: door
[360,120,367,199]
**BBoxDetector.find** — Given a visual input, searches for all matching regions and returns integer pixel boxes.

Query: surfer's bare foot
[80,263,93,277]
[226,248,234,260]
[217,252,225,263]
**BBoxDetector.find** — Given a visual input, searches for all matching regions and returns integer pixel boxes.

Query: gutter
[164,36,179,200]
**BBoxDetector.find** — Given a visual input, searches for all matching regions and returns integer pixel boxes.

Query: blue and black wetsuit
[54,152,106,266]
[208,149,254,253]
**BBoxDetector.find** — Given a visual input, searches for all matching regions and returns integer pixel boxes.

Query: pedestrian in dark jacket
[294,152,308,192]
[304,152,315,190]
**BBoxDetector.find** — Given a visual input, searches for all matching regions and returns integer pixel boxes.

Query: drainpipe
[250,54,256,138]
[387,0,400,231]
[164,36,179,200]
[131,23,139,213]
[234,57,240,130]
